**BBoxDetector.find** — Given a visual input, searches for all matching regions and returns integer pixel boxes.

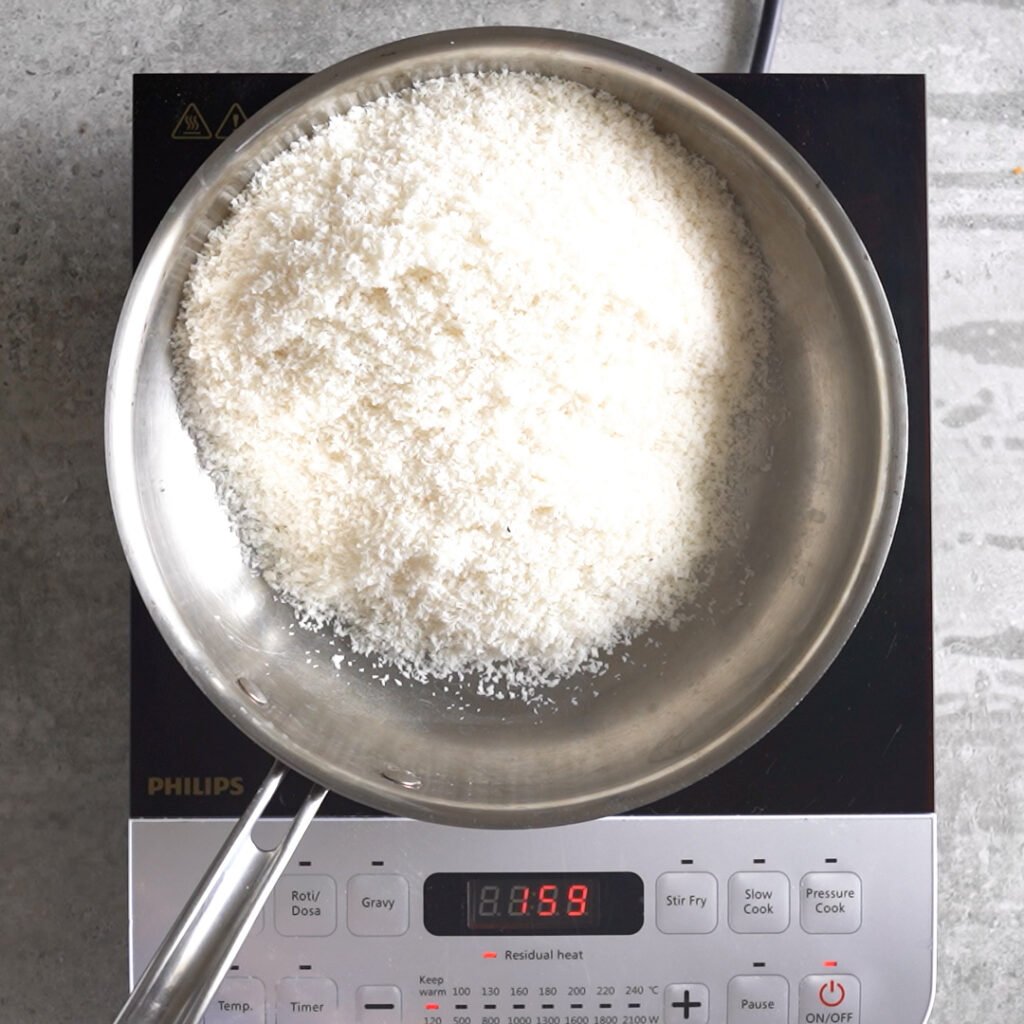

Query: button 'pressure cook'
[800,872,862,933]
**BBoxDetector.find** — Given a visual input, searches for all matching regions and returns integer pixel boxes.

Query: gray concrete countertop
[1,1,1020,1021]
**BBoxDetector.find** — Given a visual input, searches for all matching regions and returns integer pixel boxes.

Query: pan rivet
[381,766,423,790]
[236,676,269,706]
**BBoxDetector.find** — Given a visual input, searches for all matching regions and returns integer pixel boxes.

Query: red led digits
[509,884,530,916]
[453,873,611,932]
[538,884,558,917]
[479,880,591,919]
[567,883,589,917]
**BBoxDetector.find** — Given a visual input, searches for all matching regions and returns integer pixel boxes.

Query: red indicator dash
[823,961,838,968]
[483,951,498,959]
[424,1004,440,1011]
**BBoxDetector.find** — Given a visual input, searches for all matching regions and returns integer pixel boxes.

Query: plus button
[665,983,709,1024]
[672,990,703,1018]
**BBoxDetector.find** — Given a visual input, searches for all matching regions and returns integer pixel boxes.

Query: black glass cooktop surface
[129,72,932,819]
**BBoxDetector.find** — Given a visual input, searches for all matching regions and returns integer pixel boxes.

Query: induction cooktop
[127,71,933,1024]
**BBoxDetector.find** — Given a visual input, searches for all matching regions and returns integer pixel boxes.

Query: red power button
[818,980,847,1007]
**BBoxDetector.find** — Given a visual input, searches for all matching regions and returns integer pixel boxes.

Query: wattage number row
[429,1016,654,1024]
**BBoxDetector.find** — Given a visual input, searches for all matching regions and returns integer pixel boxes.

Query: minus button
[357,986,401,1024]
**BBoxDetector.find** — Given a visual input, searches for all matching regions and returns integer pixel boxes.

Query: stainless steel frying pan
[105,27,907,1024]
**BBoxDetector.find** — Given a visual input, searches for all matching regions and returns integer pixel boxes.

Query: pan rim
[106,26,908,828]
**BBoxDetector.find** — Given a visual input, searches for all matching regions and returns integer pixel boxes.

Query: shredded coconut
[174,71,772,698]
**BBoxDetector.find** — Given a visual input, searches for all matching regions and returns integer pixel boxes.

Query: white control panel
[129,815,934,1024]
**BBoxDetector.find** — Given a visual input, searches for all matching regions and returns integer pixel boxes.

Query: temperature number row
[444,987,637,998]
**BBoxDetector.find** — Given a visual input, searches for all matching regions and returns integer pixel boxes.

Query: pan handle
[114,761,327,1024]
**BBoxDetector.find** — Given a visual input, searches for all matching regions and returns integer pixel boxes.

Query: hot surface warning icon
[215,103,248,139]
[171,102,212,140]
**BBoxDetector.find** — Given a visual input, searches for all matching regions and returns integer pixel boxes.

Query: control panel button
[728,872,790,933]
[356,985,402,1024]
[276,977,338,1021]
[205,976,265,1023]
[800,872,863,933]
[799,974,861,1024]
[665,983,710,1024]
[347,874,409,936]
[275,874,337,936]
[656,872,718,933]
[727,975,788,1022]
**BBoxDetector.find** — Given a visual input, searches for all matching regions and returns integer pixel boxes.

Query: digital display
[467,876,599,929]
[423,872,643,936]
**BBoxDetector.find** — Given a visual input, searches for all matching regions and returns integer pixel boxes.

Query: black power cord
[750,0,784,73]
